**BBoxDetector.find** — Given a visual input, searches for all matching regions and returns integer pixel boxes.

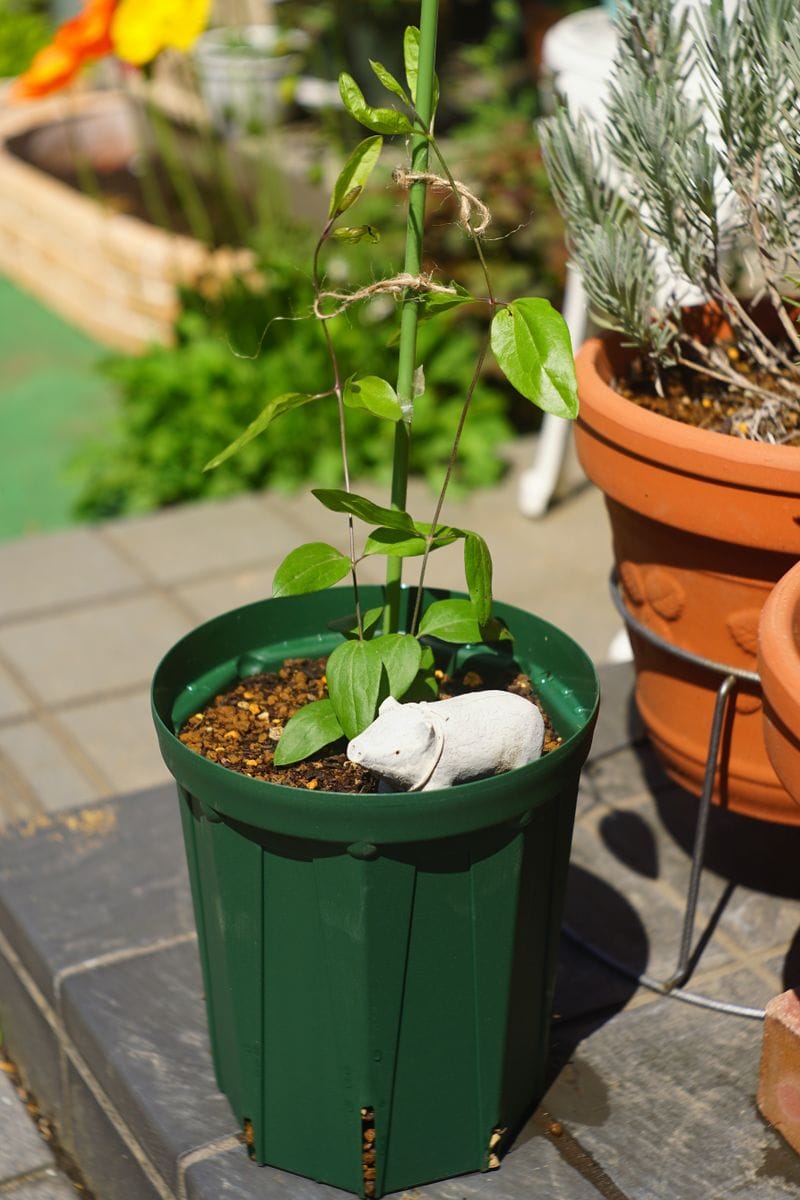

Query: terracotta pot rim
[575,335,800,493]
[759,560,800,732]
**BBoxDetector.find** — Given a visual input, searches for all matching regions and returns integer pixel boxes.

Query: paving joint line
[94,523,282,621]
[530,1108,635,1200]
[0,1166,61,1195]
[0,925,176,1200]
[0,647,115,800]
[0,583,151,632]
[54,931,198,1006]
[0,747,43,821]
[655,873,766,974]
[176,1134,243,1200]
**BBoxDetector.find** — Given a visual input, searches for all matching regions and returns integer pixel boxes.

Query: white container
[194,24,308,132]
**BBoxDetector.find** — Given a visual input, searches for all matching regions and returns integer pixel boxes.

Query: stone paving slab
[0,594,192,707]
[0,664,798,1199]
[546,997,800,1200]
[0,718,105,816]
[0,1070,57,1181]
[100,494,304,587]
[55,689,172,795]
[0,527,144,623]
[0,1172,81,1200]
[60,940,238,1196]
[0,787,194,1008]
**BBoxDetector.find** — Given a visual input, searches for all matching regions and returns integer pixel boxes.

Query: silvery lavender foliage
[539,0,800,439]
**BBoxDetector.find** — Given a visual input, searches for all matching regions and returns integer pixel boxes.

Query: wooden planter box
[0,90,254,351]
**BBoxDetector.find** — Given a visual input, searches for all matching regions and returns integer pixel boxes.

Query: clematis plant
[204,0,580,765]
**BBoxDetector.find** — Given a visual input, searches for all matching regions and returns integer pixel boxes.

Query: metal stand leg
[659,674,737,991]
[563,573,767,1017]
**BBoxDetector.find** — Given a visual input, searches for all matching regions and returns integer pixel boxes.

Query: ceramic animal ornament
[346,692,545,791]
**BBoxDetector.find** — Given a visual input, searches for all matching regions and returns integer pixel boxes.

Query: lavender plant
[205,0,578,764]
[539,0,800,442]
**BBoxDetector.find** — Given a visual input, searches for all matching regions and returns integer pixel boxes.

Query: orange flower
[58,0,116,58]
[11,0,116,101]
[11,42,79,100]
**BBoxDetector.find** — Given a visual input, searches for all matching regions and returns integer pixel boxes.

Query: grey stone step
[0,666,798,1200]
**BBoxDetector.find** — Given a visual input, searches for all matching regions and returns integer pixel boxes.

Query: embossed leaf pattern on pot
[644,568,686,622]
[735,691,762,715]
[619,560,645,606]
[727,608,760,658]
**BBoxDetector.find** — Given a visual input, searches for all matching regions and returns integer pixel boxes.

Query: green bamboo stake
[384,0,439,634]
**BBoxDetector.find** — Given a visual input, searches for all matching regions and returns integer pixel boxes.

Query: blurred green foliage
[0,0,51,77]
[73,234,513,519]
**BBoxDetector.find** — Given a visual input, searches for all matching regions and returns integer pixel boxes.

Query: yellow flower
[111,0,211,66]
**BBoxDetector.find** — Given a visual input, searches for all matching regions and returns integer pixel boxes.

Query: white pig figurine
[346,691,545,792]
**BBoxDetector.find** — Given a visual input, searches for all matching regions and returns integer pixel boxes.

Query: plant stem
[411,333,490,636]
[313,223,363,637]
[384,0,439,635]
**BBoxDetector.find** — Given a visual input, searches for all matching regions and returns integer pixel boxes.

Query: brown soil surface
[179,656,561,793]
[617,348,800,445]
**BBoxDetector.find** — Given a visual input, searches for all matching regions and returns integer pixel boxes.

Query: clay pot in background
[758,560,800,811]
[575,333,800,825]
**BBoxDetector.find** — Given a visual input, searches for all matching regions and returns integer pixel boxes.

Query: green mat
[0,276,118,542]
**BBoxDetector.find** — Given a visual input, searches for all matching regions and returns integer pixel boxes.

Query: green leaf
[312,489,416,532]
[464,532,493,625]
[363,527,458,557]
[411,519,463,539]
[369,59,410,105]
[326,639,384,739]
[403,643,438,701]
[273,699,343,766]
[371,634,422,698]
[417,599,511,645]
[417,598,483,643]
[416,284,473,321]
[331,225,380,243]
[272,543,351,598]
[403,25,439,112]
[328,135,383,218]
[327,605,385,640]
[204,392,320,470]
[338,73,413,135]
[490,298,579,419]
[344,376,403,422]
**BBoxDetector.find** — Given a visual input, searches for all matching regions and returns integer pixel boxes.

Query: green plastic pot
[152,586,599,1197]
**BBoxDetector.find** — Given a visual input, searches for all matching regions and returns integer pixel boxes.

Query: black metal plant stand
[564,571,765,1021]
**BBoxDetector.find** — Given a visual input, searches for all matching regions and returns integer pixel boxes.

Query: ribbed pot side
[758,560,800,811]
[575,335,800,825]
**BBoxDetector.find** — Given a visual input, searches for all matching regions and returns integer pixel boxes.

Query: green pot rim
[152,586,599,844]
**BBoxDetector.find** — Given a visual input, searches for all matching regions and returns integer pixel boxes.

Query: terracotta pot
[574,334,800,825]
[758,561,800,809]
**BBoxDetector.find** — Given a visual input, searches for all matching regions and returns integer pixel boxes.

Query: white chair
[519,6,617,518]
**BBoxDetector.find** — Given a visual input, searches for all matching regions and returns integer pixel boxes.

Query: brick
[0,528,143,622]
[0,91,254,352]
[758,989,800,1154]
